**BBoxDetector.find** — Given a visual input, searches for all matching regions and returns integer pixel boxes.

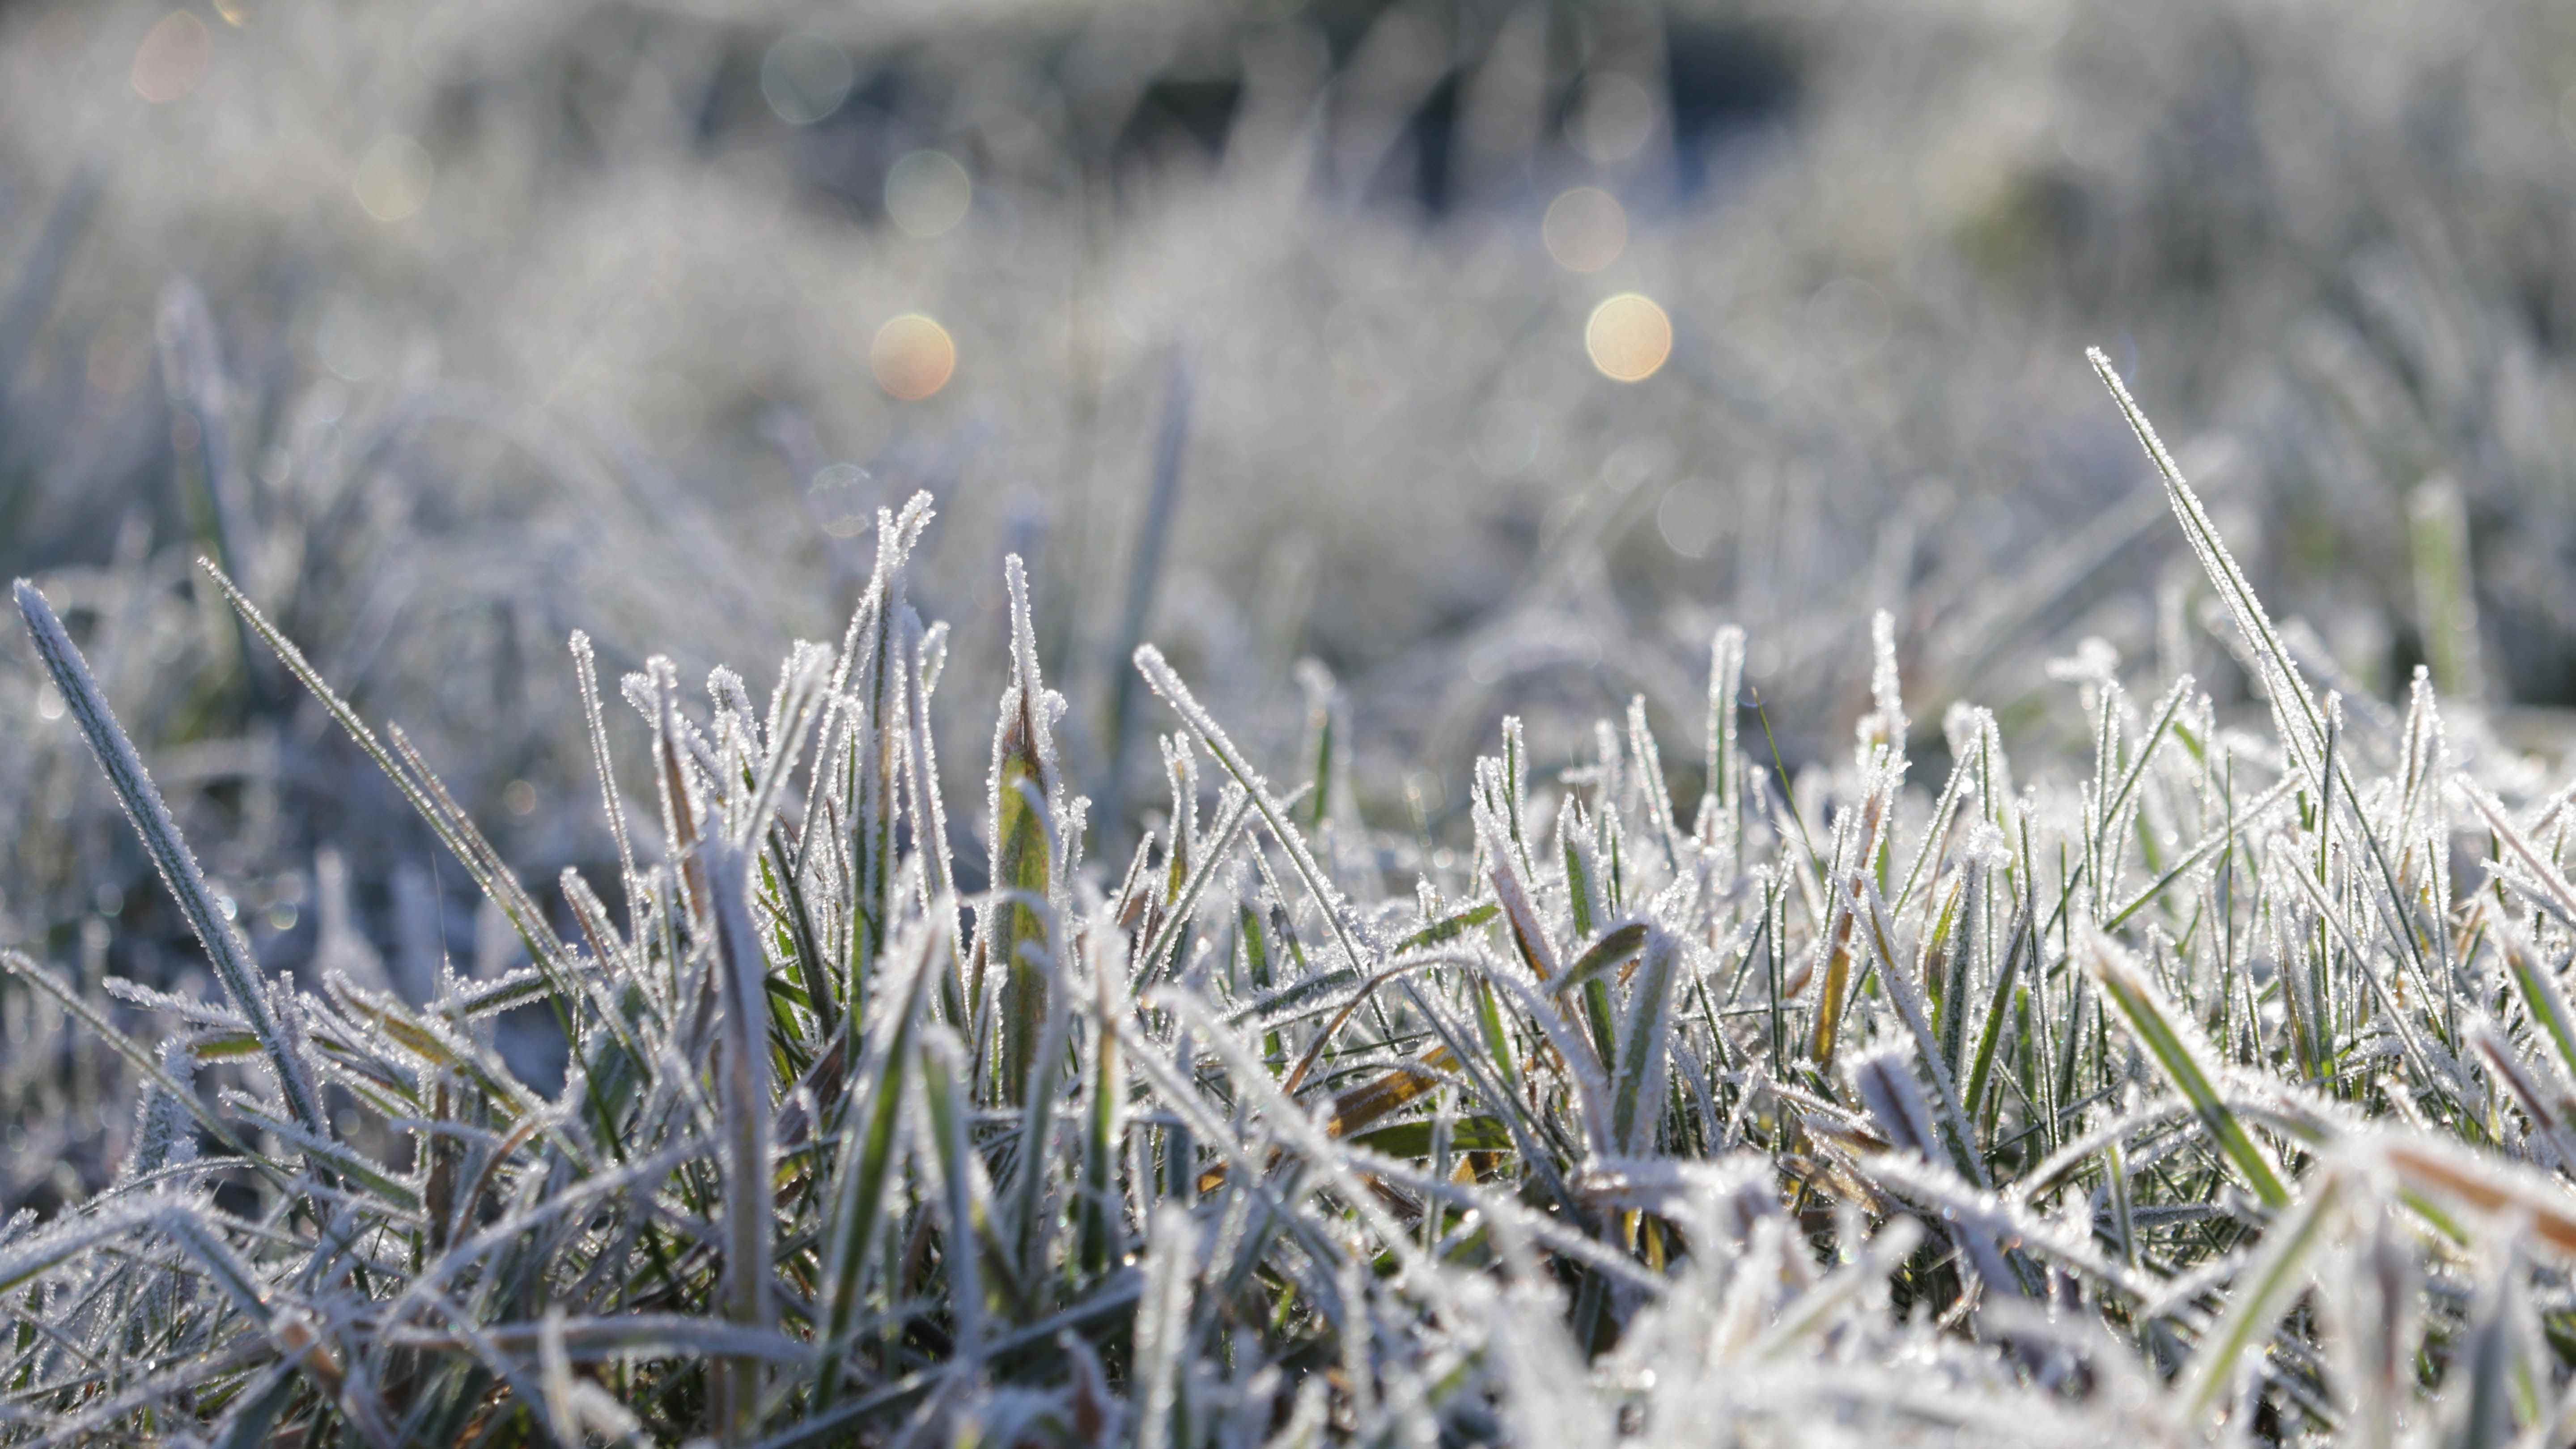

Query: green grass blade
[2178,1168,2344,1420]
[816,916,943,1409]
[1610,928,1680,1156]
[2085,928,2291,1208]
[989,556,1061,1106]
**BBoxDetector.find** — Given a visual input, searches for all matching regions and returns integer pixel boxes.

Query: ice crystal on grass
[12,361,2576,1445]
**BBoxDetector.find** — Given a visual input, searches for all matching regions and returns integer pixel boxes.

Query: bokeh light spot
[1585,293,1671,382]
[353,135,433,222]
[1573,73,1658,164]
[132,11,210,104]
[807,462,875,536]
[1542,187,1626,272]
[886,150,972,238]
[762,33,854,126]
[1656,480,1723,559]
[871,314,955,401]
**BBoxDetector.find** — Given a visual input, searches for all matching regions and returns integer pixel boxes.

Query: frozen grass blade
[1961,900,2029,1130]
[199,559,582,990]
[2495,920,2576,1091]
[1847,880,1983,1183]
[917,1026,989,1355]
[1132,784,1258,988]
[1610,928,1680,1156]
[2085,927,2292,1208]
[571,630,644,945]
[815,915,938,1407]
[899,611,964,1026]
[2089,348,2328,783]
[709,842,774,1441]
[1079,924,1129,1280]
[1808,770,1892,1072]
[2378,1136,2576,1259]
[989,555,1062,1106]
[13,581,328,1143]
[1004,960,1074,1286]
[1702,625,1746,872]
[2178,1166,2345,1422]
[1135,643,1372,977]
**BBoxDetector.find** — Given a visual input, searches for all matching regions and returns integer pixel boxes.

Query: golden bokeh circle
[1584,293,1672,382]
[871,314,956,401]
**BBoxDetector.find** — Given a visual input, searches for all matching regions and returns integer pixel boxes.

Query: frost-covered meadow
[9,2,2576,1443]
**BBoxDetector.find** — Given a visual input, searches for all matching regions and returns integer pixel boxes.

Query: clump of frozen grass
[10,359,2576,1445]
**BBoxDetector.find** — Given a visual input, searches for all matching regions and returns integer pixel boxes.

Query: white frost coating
[989,554,1069,833]
[733,642,831,854]
[2090,349,2329,784]
[14,580,331,1144]
[1862,607,1905,752]
[1626,695,1682,874]
[1704,624,1746,871]
[901,609,963,954]
[1134,642,1375,976]
[21,451,2576,1445]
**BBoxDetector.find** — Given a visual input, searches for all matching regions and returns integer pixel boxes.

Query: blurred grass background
[5,0,2576,1203]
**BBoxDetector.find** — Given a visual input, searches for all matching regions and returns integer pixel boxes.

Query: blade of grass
[989,556,1062,1106]
[2085,928,2291,1209]
[815,918,943,1408]
[2177,1167,2345,1421]
[14,581,329,1144]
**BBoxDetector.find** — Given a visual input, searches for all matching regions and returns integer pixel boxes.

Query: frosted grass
[11,362,2576,1445]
